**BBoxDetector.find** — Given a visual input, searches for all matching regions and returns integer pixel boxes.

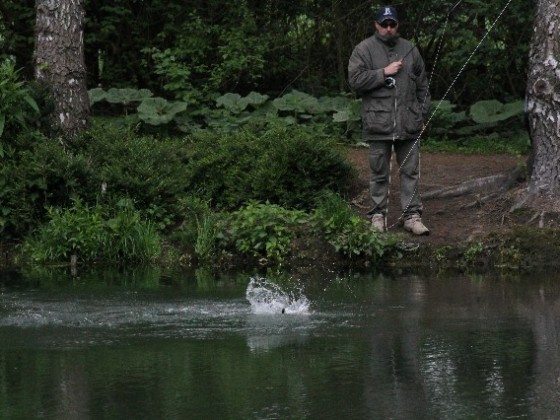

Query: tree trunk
[526,0,560,196]
[34,0,89,138]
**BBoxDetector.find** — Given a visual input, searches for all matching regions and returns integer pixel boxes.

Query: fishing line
[385,0,434,231]
[387,0,463,229]
[390,0,514,229]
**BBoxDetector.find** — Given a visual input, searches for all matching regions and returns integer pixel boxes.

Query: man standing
[348,5,430,235]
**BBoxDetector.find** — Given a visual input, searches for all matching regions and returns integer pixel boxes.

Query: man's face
[375,19,398,36]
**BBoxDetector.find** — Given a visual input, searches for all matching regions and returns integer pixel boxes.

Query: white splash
[245,277,310,315]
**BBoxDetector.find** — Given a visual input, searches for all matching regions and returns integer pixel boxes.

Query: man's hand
[384,59,403,76]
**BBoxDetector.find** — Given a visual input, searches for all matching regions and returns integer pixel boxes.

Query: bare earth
[346,147,527,246]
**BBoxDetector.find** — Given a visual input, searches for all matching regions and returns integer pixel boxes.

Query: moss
[487,227,560,269]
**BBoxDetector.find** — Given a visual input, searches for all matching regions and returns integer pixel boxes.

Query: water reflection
[519,284,560,418]
[1,268,560,418]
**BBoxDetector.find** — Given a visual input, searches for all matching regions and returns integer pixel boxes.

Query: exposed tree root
[509,189,560,221]
[423,167,524,200]
[461,193,499,209]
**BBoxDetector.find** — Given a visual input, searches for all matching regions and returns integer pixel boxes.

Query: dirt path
[346,147,527,245]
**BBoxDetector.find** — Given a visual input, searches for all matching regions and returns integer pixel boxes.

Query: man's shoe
[371,214,386,232]
[404,215,430,236]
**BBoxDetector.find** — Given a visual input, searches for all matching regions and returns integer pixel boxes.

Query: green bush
[3,126,186,242]
[23,198,161,264]
[312,192,396,260]
[219,201,308,265]
[0,59,40,139]
[185,126,355,210]
[0,132,85,240]
[76,123,193,230]
[1,122,356,244]
[22,199,106,263]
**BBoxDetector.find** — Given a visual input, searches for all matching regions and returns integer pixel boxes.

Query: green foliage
[194,214,219,265]
[462,241,484,266]
[426,97,528,153]
[137,5,267,98]
[1,120,358,248]
[88,85,528,151]
[1,124,195,240]
[428,100,468,131]
[3,1,533,106]
[0,59,39,138]
[216,92,269,114]
[137,97,187,125]
[422,131,530,155]
[273,90,322,115]
[77,123,192,230]
[89,87,187,129]
[207,7,266,92]
[103,198,161,262]
[185,126,355,210]
[88,87,359,139]
[0,132,82,240]
[312,192,396,260]
[102,87,153,105]
[430,98,525,133]
[168,196,214,253]
[23,199,105,262]
[219,202,308,265]
[23,198,161,264]
[469,100,524,124]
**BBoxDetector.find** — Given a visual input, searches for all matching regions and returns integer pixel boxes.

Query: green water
[1,267,559,419]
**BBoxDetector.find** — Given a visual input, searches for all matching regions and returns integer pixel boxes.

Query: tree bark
[34,0,89,138]
[526,0,560,196]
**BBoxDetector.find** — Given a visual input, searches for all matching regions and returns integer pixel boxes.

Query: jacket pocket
[363,97,394,135]
[403,101,423,134]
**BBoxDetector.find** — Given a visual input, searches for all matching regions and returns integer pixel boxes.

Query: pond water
[1,267,560,419]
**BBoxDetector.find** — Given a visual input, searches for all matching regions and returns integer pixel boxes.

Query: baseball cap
[376,6,399,23]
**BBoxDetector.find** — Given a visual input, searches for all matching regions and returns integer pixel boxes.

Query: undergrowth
[422,131,530,155]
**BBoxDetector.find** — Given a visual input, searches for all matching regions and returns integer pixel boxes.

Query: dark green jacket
[348,33,431,141]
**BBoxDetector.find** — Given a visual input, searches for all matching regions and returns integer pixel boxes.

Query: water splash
[245,277,310,315]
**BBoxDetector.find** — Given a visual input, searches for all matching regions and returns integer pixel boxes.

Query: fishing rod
[402,0,464,61]
[391,0,515,229]
[384,0,464,88]
[383,1,465,231]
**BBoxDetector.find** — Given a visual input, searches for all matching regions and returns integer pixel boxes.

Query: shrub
[22,198,161,264]
[312,192,396,260]
[0,59,40,139]
[0,132,84,240]
[185,126,355,210]
[219,201,308,265]
[23,199,106,263]
[75,123,193,230]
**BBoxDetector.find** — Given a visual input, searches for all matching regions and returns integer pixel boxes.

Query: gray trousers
[367,139,423,219]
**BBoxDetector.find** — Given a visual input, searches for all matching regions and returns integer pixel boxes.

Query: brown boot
[371,214,386,232]
[404,215,429,236]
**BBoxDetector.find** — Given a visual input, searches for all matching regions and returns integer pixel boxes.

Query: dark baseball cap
[376,6,399,23]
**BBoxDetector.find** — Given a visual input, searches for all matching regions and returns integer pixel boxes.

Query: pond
[1,267,559,419]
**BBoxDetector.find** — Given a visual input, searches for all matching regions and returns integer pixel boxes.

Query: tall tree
[34,0,89,138]
[526,0,560,197]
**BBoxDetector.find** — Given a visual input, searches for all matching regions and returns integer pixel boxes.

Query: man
[348,5,430,236]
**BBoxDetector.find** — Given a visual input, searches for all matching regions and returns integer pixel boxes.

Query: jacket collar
[375,32,400,48]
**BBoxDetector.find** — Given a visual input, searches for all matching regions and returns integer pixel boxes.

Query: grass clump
[312,192,398,261]
[22,198,160,264]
